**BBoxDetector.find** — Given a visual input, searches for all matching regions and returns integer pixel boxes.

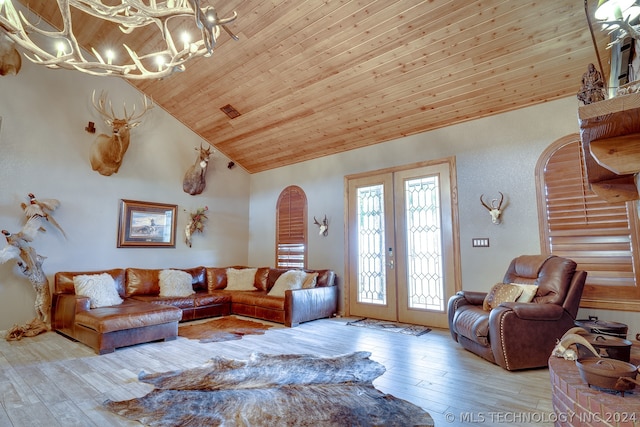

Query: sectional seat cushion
[230,291,285,310]
[131,292,231,309]
[130,295,198,309]
[194,293,232,307]
[74,300,182,333]
[73,273,124,308]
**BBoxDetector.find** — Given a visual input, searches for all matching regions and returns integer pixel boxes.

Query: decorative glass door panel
[356,184,387,305]
[348,173,397,321]
[404,175,444,311]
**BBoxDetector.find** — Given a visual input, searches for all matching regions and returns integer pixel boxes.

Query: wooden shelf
[590,133,640,175]
[579,92,640,202]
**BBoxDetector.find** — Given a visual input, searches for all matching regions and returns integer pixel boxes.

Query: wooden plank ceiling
[20,0,610,173]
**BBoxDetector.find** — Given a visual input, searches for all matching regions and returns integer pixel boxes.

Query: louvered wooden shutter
[276,186,307,268]
[536,135,640,309]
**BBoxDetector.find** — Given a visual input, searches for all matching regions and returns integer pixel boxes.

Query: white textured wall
[248,97,640,336]
[0,60,250,329]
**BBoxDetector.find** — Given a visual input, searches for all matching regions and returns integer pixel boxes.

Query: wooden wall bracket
[578,93,640,202]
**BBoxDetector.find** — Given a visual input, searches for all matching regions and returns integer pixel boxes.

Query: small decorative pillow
[513,283,538,303]
[268,270,308,297]
[302,272,319,289]
[73,273,123,308]
[482,283,524,311]
[225,268,258,291]
[159,269,195,297]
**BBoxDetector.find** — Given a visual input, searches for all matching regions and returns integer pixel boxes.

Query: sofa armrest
[455,290,487,306]
[51,293,90,333]
[447,291,487,341]
[488,303,575,370]
[495,302,565,321]
[285,286,338,327]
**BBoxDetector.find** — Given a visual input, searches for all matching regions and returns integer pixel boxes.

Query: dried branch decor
[185,205,207,247]
[1,193,65,336]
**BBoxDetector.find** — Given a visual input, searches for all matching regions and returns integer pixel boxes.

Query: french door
[346,159,459,328]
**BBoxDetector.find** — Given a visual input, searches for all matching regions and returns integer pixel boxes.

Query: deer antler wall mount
[480,192,505,225]
[313,215,328,236]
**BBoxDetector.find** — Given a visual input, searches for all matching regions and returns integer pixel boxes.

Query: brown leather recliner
[447,255,586,371]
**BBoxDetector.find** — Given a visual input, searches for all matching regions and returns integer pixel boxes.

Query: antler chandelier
[0,0,238,80]
[594,0,640,46]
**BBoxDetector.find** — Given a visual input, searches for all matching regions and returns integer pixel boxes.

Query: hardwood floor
[0,317,555,427]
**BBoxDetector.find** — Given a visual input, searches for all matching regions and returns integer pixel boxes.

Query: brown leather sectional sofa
[52,266,338,354]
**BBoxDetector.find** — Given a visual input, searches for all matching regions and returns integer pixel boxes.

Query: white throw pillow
[225,268,258,291]
[73,273,123,308]
[268,270,308,297]
[159,269,195,297]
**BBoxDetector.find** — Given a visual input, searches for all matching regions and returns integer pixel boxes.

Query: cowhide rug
[104,351,434,427]
[178,316,272,343]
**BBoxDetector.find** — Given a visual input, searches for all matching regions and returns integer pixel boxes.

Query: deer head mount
[480,192,504,224]
[0,34,20,76]
[183,144,213,195]
[314,215,329,236]
[89,90,153,176]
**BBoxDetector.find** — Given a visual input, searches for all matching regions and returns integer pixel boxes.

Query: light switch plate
[472,238,490,247]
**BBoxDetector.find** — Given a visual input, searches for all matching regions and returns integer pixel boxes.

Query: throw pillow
[302,272,319,289]
[268,270,308,297]
[482,283,524,311]
[73,273,123,308]
[159,269,195,297]
[225,268,258,291]
[513,283,538,303]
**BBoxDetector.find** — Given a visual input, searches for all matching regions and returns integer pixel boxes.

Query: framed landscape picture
[117,199,177,248]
